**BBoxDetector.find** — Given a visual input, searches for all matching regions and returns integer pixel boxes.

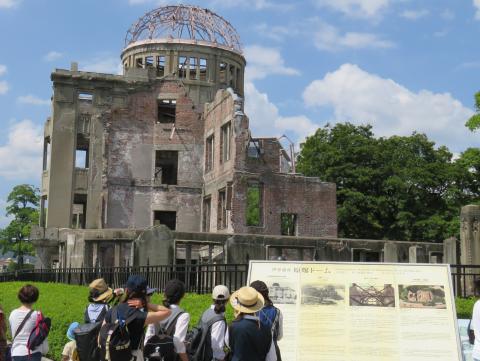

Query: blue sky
[0,0,479,227]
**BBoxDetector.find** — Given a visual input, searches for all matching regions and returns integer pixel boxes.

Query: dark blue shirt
[230,315,272,361]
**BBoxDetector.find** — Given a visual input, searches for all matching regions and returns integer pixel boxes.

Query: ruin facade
[31,5,449,269]
[32,5,338,268]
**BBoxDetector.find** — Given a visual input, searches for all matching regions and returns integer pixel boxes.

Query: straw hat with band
[230,286,264,314]
[89,278,113,302]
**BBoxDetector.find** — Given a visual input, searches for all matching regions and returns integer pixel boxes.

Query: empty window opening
[220,122,231,163]
[40,196,48,227]
[205,135,214,173]
[145,56,154,68]
[124,62,128,71]
[217,189,227,230]
[219,62,227,84]
[246,183,263,227]
[236,68,241,90]
[157,99,176,123]
[200,58,207,81]
[43,137,51,171]
[76,150,88,168]
[78,93,93,102]
[189,57,198,79]
[155,150,178,185]
[136,57,144,68]
[154,211,176,230]
[75,134,89,168]
[281,213,297,236]
[157,56,166,77]
[352,249,381,262]
[248,139,261,158]
[72,194,87,229]
[202,197,211,232]
[178,56,187,78]
[229,65,236,88]
[268,246,314,261]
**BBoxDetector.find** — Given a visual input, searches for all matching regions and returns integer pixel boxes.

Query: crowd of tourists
[0,276,283,361]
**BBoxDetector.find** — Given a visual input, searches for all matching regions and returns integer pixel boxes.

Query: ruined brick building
[32,5,446,269]
[32,5,339,268]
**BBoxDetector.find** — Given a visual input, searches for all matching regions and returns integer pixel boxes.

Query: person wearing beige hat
[229,287,272,361]
[84,279,114,323]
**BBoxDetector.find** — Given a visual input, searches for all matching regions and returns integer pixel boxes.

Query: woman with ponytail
[197,285,230,361]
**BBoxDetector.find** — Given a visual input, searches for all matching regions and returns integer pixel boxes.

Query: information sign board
[247,261,462,361]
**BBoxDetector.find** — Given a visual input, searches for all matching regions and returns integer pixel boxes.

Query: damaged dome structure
[31,5,444,272]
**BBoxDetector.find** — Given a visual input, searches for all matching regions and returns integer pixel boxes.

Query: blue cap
[67,322,79,341]
[126,275,147,294]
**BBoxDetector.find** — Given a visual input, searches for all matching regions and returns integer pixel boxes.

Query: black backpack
[144,308,185,361]
[98,307,138,361]
[74,321,103,361]
[185,310,226,361]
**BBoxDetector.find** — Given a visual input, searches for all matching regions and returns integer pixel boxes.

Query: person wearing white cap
[202,285,230,361]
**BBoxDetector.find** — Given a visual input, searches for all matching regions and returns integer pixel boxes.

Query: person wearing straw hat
[84,279,113,324]
[61,322,80,361]
[229,286,272,361]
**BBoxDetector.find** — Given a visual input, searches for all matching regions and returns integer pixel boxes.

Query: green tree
[0,184,39,256]
[466,91,480,131]
[297,123,479,242]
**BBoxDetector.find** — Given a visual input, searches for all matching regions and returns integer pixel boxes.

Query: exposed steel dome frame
[125,5,242,53]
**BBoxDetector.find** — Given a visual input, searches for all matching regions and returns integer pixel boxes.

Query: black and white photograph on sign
[268,282,297,304]
[398,285,447,309]
[349,283,395,307]
[301,284,345,305]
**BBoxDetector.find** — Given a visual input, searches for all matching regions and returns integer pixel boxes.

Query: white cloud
[209,0,292,11]
[475,0,480,20]
[440,9,454,21]
[43,51,63,62]
[0,120,43,180]
[313,0,390,19]
[245,82,317,143]
[303,63,476,151]
[17,95,50,106]
[244,45,300,81]
[0,81,8,95]
[400,9,429,20]
[313,21,394,51]
[254,23,296,42]
[0,64,6,76]
[0,0,21,9]
[81,55,122,75]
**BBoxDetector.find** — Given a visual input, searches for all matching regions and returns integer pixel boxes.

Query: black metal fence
[0,263,248,294]
[3,263,480,298]
[450,264,480,298]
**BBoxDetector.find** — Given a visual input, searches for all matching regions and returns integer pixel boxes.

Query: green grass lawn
[0,282,234,361]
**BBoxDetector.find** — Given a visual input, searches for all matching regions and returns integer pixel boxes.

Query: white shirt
[9,308,49,356]
[473,299,480,359]
[209,305,229,360]
[145,304,190,354]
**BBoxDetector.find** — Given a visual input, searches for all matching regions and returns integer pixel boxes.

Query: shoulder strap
[13,310,34,341]
[271,307,280,335]
[164,311,185,336]
[192,313,226,359]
